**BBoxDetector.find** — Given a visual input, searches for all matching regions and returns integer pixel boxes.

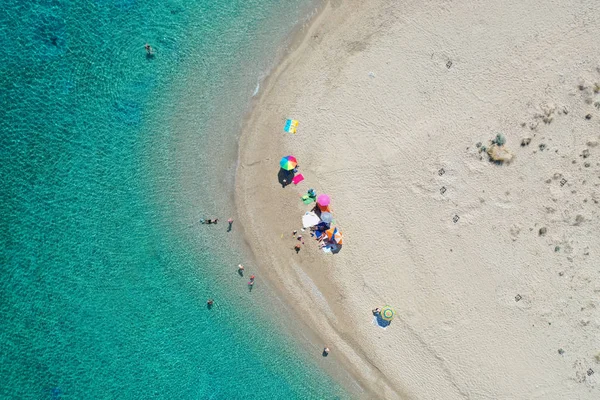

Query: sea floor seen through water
[0,0,348,398]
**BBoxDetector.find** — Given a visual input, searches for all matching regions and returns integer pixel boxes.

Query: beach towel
[302,212,321,228]
[292,174,304,185]
[301,195,315,204]
[284,119,299,134]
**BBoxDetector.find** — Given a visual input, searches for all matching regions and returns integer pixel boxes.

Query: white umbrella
[320,212,332,224]
[302,212,320,228]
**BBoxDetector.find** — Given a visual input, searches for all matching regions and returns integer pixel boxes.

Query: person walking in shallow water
[227,218,233,232]
[238,264,244,276]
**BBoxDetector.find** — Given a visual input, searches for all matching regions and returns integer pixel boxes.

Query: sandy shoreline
[236,0,600,398]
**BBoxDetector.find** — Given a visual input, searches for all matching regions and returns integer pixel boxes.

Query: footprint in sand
[509,224,522,241]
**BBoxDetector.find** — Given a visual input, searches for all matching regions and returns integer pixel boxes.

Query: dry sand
[236,0,600,398]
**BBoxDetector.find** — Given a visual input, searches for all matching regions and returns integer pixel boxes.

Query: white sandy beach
[236,0,600,398]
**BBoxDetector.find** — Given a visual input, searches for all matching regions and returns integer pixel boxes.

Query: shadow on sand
[277,168,294,188]
[374,314,391,328]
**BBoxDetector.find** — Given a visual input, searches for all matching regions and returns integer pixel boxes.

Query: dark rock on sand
[573,215,585,226]
[582,149,590,158]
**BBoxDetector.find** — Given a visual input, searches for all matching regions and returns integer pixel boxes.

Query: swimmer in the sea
[144,43,154,56]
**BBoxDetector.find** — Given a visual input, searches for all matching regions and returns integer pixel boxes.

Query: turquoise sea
[0,0,348,398]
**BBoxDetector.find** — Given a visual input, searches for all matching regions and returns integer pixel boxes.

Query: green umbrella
[381,305,395,322]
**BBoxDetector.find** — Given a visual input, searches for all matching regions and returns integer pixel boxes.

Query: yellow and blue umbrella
[280,155,297,171]
[381,306,395,322]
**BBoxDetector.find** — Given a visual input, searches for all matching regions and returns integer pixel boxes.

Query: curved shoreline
[235,1,401,398]
[236,0,600,399]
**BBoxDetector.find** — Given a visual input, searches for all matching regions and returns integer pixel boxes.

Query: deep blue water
[0,0,346,398]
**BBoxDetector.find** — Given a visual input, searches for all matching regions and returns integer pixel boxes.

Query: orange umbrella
[325,227,343,245]
[318,204,331,212]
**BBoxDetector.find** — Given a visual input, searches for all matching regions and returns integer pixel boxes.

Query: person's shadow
[277,168,294,188]
[331,244,342,254]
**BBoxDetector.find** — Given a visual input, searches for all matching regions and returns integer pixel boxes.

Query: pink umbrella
[317,194,330,207]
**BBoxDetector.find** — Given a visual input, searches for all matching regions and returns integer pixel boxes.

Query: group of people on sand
[292,230,305,253]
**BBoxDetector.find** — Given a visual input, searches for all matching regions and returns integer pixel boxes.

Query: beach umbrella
[302,212,321,228]
[280,155,297,171]
[320,212,332,224]
[332,228,343,245]
[325,227,343,245]
[325,227,334,239]
[318,204,331,212]
[381,306,395,322]
[316,194,330,207]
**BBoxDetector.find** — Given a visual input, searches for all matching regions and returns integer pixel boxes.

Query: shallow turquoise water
[0,0,347,398]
